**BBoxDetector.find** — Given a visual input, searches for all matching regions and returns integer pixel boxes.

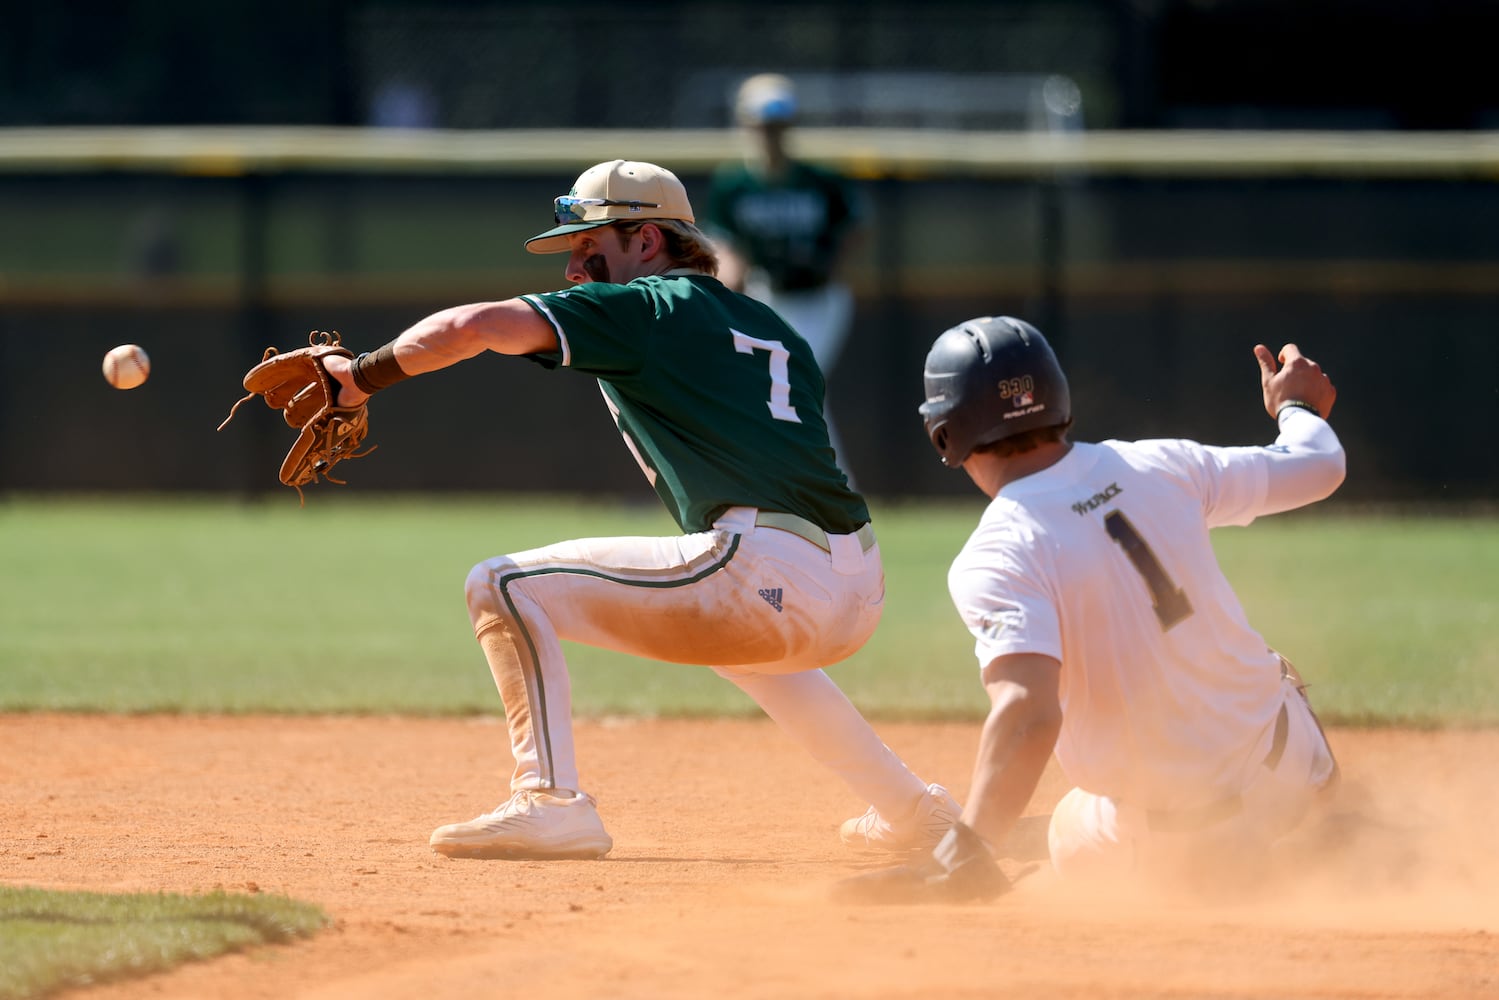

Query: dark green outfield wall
[3,169,1495,502]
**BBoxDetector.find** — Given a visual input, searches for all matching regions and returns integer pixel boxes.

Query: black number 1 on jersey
[1104,510,1194,630]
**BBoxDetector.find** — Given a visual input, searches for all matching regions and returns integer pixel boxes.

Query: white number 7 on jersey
[732,329,802,424]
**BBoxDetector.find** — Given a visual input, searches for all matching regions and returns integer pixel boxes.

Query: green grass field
[0,885,326,1000]
[3,494,1496,726]
[3,494,1496,997]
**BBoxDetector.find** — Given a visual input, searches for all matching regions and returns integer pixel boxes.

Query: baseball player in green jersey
[321,159,957,861]
[706,73,864,481]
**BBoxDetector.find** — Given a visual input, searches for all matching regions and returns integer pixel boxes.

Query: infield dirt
[3,715,1497,999]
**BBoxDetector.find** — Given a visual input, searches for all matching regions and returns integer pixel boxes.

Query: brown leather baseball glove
[217,330,373,502]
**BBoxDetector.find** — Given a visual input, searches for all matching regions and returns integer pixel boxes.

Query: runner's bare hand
[1255,343,1336,420]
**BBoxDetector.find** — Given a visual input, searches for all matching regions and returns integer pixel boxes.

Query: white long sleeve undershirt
[1258,406,1346,515]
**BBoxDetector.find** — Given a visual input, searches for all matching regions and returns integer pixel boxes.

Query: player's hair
[612,220,719,276]
[971,421,1072,458]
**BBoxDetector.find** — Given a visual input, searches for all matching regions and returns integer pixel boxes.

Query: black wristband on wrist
[349,343,411,395]
[1276,399,1321,419]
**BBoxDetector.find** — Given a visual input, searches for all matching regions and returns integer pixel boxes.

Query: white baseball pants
[463,505,929,816]
[1047,672,1340,894]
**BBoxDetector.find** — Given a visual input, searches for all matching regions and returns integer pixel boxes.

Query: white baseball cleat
[430,789,613,860]
[840,783,961,853]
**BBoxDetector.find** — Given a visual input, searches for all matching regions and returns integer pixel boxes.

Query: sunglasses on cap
[553,196,661,225]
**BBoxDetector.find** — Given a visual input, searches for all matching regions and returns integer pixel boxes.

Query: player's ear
[635,223,664,259]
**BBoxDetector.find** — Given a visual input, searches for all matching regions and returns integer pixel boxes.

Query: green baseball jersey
[521,274,869,534]
[705,161,860,292]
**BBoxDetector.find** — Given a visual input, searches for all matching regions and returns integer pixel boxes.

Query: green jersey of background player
[323,159,957,861]
[706,73,865,484]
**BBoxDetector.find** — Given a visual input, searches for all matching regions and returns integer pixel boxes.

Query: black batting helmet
[918,316,1071,467]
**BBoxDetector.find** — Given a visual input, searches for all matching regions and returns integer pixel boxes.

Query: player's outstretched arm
[323,299,560,406]
[964,653,1064,849]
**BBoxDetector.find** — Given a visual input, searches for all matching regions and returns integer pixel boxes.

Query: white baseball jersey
[948,408,1345,813]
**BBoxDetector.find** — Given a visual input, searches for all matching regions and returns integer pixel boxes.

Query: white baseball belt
[753,510,877,555]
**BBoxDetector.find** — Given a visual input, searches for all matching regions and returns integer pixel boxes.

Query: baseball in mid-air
[102,344,151,390]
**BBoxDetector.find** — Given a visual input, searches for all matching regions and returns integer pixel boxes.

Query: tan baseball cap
[525,159,696,254]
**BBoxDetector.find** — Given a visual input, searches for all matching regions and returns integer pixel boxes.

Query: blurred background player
[706,73,865,482]
[837,317,1345,902]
